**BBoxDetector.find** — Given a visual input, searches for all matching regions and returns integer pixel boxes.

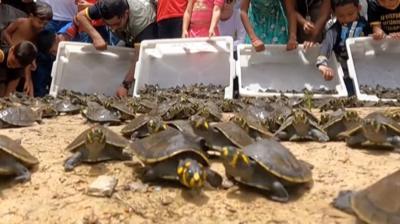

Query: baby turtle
[0,106,42,128]
[220,139,312,202]
[64,125,131,171]
[121,114,166,140]
[320,109,361,140]
[197,101,223,122]
[332,169,400,224]
[81,102,121,125]
[338,112,400,149]
[231,108,274,139]
[274,110,329,142]
[105,100,135,120]
[0,135,39,182]
[131,128,222,189]
[53,98,81,114]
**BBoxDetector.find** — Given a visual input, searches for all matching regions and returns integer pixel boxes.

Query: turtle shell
[53,98,81,114]
[167,120,198,138]
[82,102,121,123]
[0,135,39,165]
[132,128,209,165]
[365,112,400,132]
[232,109,273,138]
[0,106,41,127]
[351,169,400,224]
[66,125,129,152]
[243,139,312,183]
[212,122,254,148]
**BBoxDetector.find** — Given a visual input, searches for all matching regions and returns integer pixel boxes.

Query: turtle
[193,121,254,152]
[338,112,400,149]
[196,101,223,122]
[220,139,313,202]
[0,106,42,128]
[320,109,361,141]
[274,110,329,142]
[332,169,400,224]
[81,101,121,125]
[53,98,81,114]
[167,119,199,140]
[0,135,39,182]
[104,100,135,120]
[121,114,167,140]
[64,125,131,171]
[383,108,400,122]
[131,128,222,189]
[231,108,274,139]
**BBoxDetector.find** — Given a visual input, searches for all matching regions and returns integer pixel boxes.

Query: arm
[116,47,139,97]
[182,0,195,38]
[209,3,223,37]
[2,19,21,46]
[75,8,106,50]
[316,26,337,80]
[23,65,34,96]
[368,1,385,40]
[283,0,297,50]
[240,0,265,51]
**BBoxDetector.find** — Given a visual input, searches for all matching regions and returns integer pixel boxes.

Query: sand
[0,107,399,224]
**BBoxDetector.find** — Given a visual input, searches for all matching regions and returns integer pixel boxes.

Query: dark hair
[331,0,359,10]
[36,30,56,53]
[13,41,38,67]
[32,2,53,20]
[97,0,129,20]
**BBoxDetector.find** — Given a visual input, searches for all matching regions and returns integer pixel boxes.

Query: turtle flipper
[270,181,289,202]
[309,129,329,142]
[13,162,31,183]
[387,136,400,148]
[331,190,355,214]
[130,131,139,141]
[346,133,366,147]
[275,131,288,141]
[142,167,158,182]
[64,151,83,172]
[205,168,222,188]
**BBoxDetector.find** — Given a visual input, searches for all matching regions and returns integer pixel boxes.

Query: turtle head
[232,115,247,129]
[319,113,330,125]
[190,115,209,130]
[177,159,206,189]
[221,146,250,168]
[293,111,308,125]
[147,118,167,133]
[363,119,386,134]
[86,127,106,145]
[344,111,359,121]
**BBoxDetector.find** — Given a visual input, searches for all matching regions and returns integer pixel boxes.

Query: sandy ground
[0,107,399,224]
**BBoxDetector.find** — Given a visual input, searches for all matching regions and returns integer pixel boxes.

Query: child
[0,41,37,96]
[158,0,188,38]
[2,2,52,46]
[316,0,370,95]
[182,0,224,37]
[240,0,298,52]
[368,0,400,39]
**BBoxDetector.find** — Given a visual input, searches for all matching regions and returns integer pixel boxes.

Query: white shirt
[219,0,246,50]
[39,0,77,21]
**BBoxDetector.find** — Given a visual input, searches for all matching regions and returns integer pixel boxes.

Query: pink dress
[189,0,224,37]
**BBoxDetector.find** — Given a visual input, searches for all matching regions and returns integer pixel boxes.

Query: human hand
[116,86,128,97]
[373,30,386,40]
[318,65,334,81]
[303,41,316,50]
[303,21,316,34]
[93,37,107,50]
[24,78,34,97]
[251,38,265,52]
[182,30,189,38]
[286,37,298,51]
[208,29,216,38]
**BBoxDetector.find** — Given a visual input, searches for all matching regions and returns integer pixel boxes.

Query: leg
[275,131,289,141]
[387,136,400,148]
[12,161,31,183]
[64,151,83,172]
[309,128,329,142]
[270,180,289,202]
[332,190,355,214]
[205,168,223,188]
[346,134,365,148]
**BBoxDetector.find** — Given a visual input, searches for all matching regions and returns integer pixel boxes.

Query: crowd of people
[0,0,399,98]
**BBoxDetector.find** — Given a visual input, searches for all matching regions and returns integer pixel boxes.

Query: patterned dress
[245,0,288,44]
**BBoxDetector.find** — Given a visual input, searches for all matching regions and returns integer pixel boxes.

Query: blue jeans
[45,20,71,33]
[33,52,54,97]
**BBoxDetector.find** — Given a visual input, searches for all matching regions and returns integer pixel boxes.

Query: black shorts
[157,17,183,39]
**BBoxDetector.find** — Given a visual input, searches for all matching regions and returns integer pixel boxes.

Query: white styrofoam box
[237,44,348,98]
[346,37,400,101]
[49,41,135,97]
[133,37,235,99]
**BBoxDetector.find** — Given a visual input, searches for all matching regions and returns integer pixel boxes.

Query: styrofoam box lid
[346,37,400,101]
[237,44,348,98]
[49,41,135,97]
[133,37,235,99]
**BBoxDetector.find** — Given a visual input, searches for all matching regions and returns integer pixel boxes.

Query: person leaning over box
[76,0,157,97]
